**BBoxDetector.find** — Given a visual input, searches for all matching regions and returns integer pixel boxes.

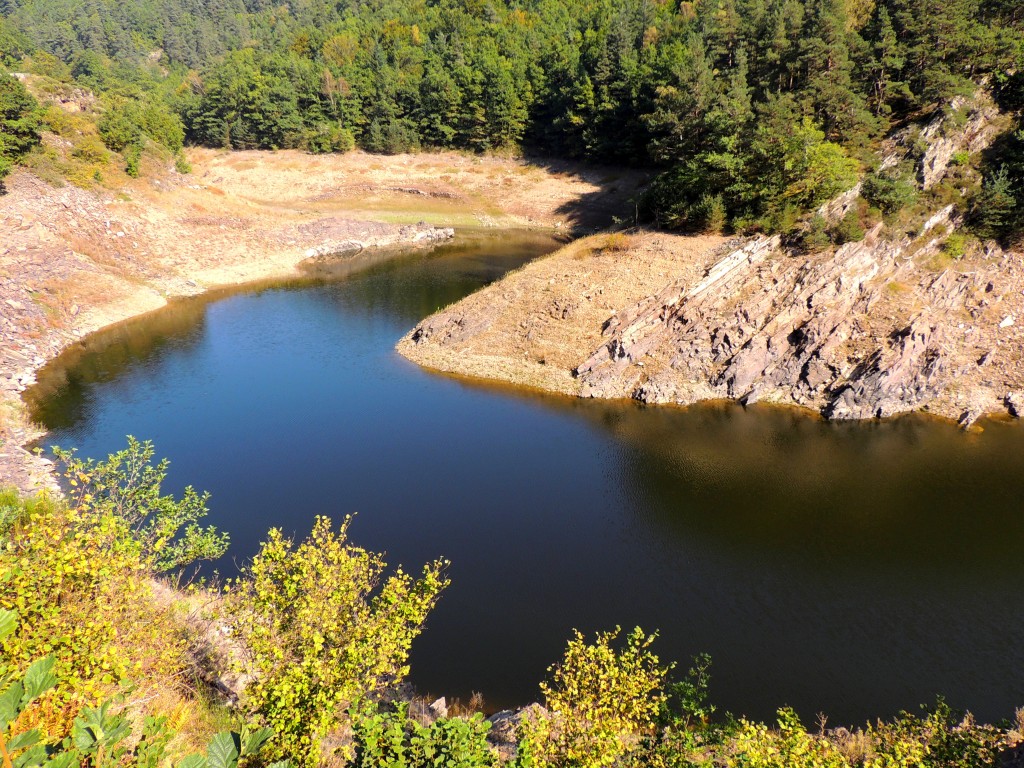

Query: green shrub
[831,208,867,245]
[519,627,669,768]
[98,101,143,152]
[793,214,833,253]
[2,440,223,730]
[351,703,496,768]
[175,152,192,174]
[693,194,727,234]
[970,165,1018,241]
[362,118,420,155]
[729,708,849,768]
[99,97,185,161]
[125,143,142,178]
[866,699,1001,768]
[71,136,111,165]
[52,436,228,573]
[304,124,355,154]
[861,170,919,215]
[228,516,448,766]
[625,653,725,768]
[1,490,172,719]
[942,232,969,260]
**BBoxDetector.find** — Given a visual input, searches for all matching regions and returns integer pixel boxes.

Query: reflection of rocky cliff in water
[573,398,1024,573]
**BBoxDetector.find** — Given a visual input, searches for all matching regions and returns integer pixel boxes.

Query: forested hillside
[1,0,1022,237]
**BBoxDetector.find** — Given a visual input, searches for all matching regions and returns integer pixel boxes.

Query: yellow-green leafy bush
[0,488,180,733]
[53,437,228,574]
[519,626,669,768]
[228,515,448,766]
[728,709,850,768]
[0,439,226,734]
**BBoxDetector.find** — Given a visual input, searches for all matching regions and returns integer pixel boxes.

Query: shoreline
[2,217,456,494]
[397,229,1024,429]
[1,148,646,493]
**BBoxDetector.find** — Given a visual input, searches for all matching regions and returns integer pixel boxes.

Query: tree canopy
[1,0,1022,233]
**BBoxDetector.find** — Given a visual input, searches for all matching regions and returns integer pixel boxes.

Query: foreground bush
[52,436,228,573]
[350,702,496,767]
[519,627,669,768]
[228,516,449,766]
[0,608,294,767]
[1,438,228,737]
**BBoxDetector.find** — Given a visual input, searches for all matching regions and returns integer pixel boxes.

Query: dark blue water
[25,230,1024,725]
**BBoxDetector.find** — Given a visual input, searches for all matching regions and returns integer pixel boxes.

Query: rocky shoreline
[398,225,1024,428]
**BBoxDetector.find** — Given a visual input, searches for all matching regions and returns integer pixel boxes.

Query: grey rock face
[575,221,1018,424]
[486,704,549,763]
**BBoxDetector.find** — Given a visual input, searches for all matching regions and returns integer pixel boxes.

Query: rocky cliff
[575,221,1021,426]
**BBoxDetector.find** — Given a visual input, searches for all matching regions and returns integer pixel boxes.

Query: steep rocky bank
[575,224,1022,426]
[399,224,1024,427]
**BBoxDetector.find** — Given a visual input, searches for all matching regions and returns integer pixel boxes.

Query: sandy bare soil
[192,148,647,231]
[0,148,646,492]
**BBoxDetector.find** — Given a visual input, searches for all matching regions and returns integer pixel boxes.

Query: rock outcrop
[573,223,1021,425]
[486,704,548,762]
[297,218,454,258]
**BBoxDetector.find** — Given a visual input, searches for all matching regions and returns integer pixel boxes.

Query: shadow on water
[23,228,1024,726]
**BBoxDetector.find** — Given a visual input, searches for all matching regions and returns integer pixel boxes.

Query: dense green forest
[0,0,1022,236]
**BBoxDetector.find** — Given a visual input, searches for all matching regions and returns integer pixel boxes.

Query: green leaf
[0,609,17,640]
[177,755,208,768]
[266,762,295,768]
[71,713,99,752]
[41,753,81,768]
[207,731,240,768]
[22,657,56,702]
[241,726,274,756]
[7,729,41,751]
[11,743,47,768]
[0,680,25,728]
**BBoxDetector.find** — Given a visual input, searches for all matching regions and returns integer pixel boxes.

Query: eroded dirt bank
[0,149,646,491]
[398,227,1024,427]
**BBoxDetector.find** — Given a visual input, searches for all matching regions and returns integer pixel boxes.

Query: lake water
[24,229,1024,726]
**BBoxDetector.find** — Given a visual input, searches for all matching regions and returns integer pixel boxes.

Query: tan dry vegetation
[397,231,728,395]
[190,148,647,230]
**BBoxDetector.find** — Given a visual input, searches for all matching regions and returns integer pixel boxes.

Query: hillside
[2,0,1023,245]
